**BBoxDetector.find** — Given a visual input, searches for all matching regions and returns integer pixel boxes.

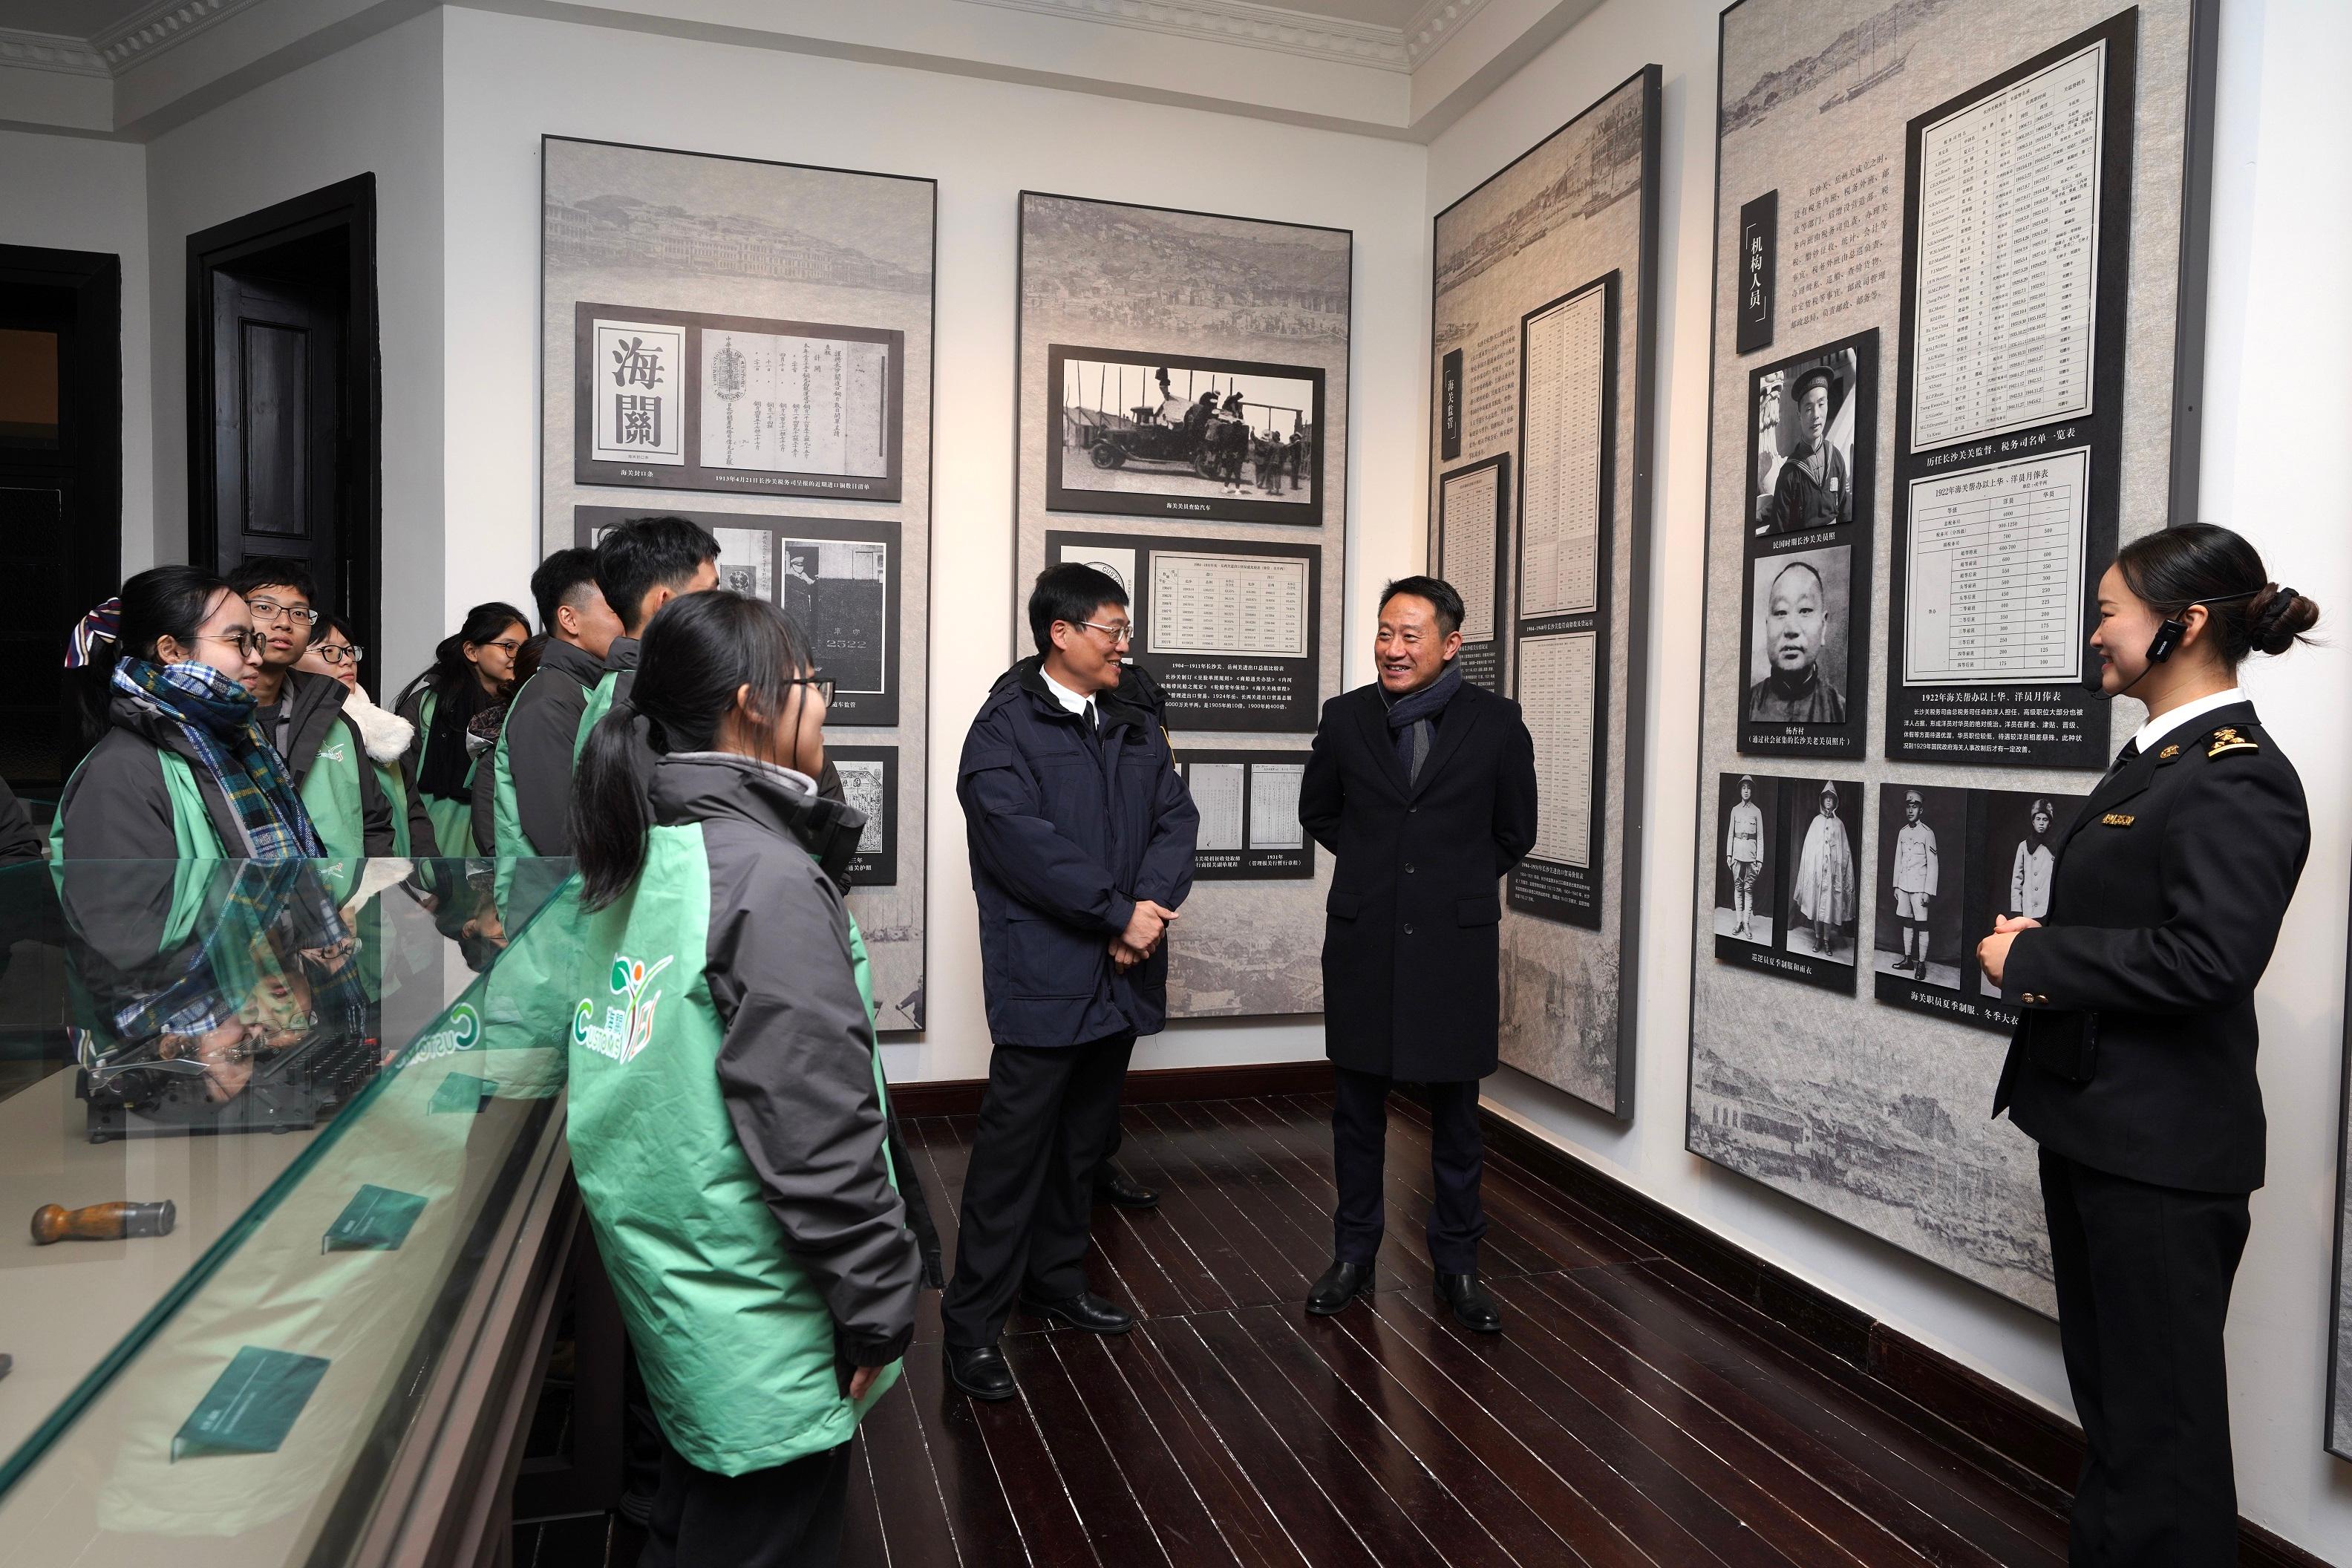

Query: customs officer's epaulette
[2206,725,2261,760]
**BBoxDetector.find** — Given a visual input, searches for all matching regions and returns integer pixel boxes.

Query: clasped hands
[1975,914,2039,987]
[1110,899,1181,973]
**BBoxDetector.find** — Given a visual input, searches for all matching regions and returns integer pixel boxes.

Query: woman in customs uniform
[1977,523,2316,1566]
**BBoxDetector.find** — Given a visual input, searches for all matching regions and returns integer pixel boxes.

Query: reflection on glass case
[0,857,579,1566]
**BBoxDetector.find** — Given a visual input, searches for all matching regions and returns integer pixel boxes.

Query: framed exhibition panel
[1427,65,1662,1118]
[1016,192,1351,1022]
[1686,0,2220,1313]
[543,137,935,1033]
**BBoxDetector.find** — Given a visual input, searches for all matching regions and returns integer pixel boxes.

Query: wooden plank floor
[517,1091,2072,1567]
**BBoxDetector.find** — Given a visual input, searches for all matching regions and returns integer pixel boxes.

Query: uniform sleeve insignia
[2207,726,2261,759]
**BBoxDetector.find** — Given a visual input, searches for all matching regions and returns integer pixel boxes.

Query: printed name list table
[1902,448,2088,685]
[1909,40,2106,451]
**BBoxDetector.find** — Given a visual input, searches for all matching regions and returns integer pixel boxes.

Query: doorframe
[186,172,380,659]
[0,242,121,788]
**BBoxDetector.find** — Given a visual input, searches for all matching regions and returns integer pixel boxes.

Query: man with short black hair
[943,562,1198,1402]
[487,549,625,856]
[225,556,401,858]
[575,517,722,752]
[1298,574,1538,1333]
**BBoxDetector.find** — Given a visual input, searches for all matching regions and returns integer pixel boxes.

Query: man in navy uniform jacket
[1299,575,1538,1333]
[943,562,1198,1402]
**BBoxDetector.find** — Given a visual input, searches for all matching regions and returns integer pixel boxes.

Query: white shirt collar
[2131,685,2245,754]
[1039,667,1093,718]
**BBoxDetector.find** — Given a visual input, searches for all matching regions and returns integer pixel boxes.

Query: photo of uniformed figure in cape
[1714,772,1780,949]
[1744,543,1851,725]
[1046,345,1323,524]
[1748,335,1873,538]
[1971,789,2084,1000]
[1780,777,1861,967]
[1872,782,1967,992]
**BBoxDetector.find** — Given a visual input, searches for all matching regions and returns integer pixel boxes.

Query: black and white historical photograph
[1969,788,2080,1001]
[1714,772,1780,949]
[782,524,898,724]
[1045,346,1323,525]
[1750,333,1874,537]
[1745,543,1851,726]
[1781,777,1861,969]
[1872,781,1966,993]
[826,745,898,889]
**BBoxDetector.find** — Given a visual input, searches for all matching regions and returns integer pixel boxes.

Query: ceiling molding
[1402,0,1488,63]
[958,0,1413,73]
[0,26,110,76]
[94,0,269,73]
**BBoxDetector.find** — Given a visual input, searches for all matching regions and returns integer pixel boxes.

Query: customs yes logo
[573,954,675,1065]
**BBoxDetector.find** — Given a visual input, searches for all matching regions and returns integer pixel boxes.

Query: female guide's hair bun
[2244,583,2320,657]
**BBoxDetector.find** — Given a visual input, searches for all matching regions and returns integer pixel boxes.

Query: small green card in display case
[322,1183,428,1252]
[172,1346,330,1460]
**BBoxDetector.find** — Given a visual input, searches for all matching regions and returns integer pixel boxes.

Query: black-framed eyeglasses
[199,630,267,657]
[1076,620,1134,647]
[784,675,836,707]
[316,644,365,665]
[246,598,319,627]
[477,638,525,657]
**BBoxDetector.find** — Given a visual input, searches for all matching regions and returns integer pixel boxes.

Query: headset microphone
[2082,588,2262,699]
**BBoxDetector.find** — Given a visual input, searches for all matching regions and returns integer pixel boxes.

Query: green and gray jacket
[490,639,604,858]
[267,670,398,862]
[564,752,920,1476]
[572,636,638,764]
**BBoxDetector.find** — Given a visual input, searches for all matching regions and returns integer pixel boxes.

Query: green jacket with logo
[564,753,919,1476]
[491,640,605,858]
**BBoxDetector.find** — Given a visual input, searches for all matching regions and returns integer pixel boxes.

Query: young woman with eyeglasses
[300,611,437,857]
[54,564,325,863]
[565,589,924,1568]
[391,602,530,860]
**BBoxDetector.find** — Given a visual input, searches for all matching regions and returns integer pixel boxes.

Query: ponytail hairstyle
[69,565,236,745]
[2113,523,2319,666]
[396,601,530,711]
[572,591,818,910]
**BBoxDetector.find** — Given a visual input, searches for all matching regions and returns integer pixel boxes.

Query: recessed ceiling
[0,0,153,37]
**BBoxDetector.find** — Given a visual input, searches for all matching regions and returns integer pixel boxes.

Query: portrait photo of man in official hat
[1754,346,1863,537]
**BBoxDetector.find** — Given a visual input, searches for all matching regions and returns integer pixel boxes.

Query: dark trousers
[2039,1148,2250,1567]
[1331,1067,1486,1274]
[941,1030,1136,1346]
[638,1440,850,1568]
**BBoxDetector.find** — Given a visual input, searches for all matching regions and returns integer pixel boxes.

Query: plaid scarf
[107,860,359,1049]
[112,659,325,860]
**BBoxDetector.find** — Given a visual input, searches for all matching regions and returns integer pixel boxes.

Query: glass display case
[0,856,584,1566]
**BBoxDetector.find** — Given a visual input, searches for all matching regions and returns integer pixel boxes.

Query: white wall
[0,128,154,575]
[143,10,447,687]
[1427,0,2352,1558]
[437,6,1431,1085]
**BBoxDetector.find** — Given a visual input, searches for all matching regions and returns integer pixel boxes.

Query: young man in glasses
[943,562,1199,1402]
[226,556,398,859]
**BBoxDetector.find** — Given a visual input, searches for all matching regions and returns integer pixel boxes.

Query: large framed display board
[543,137,935,1033]
[1686,1,2218,1313]
[1428,67,1662,1118]
[1016,192,1351,1019]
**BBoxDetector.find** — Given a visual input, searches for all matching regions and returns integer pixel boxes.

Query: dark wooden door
[0,247,121,794]
[188,174,378,662]
[210,269,343,594]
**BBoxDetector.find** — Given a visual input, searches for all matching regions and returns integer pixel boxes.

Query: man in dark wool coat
[1298,575,1538,1332]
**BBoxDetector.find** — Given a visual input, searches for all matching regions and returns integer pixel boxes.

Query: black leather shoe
[945,1342,1016,1401]
[1018,1290,1135,1335]
[1306,1259,1373,1316]
[1436,1271,1502,1333]
[1094,1168,1160,1209]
